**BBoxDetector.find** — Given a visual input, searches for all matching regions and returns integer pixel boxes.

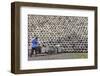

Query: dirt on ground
[28,53,88,61]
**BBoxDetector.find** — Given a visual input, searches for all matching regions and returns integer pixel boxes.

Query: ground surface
[28,53,88,61]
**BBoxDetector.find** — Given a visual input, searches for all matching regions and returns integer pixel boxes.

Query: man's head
[35,37,38,40]
[32,35,38,38]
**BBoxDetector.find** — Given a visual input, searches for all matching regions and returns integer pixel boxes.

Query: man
[30,37,40,57]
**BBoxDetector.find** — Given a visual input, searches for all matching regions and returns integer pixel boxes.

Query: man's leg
[35,47,39,54]
[37,46,41,54]
[30,48,35,57]
[30,48,33,57]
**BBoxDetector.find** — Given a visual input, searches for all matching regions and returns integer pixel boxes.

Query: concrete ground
[28,53,88,61]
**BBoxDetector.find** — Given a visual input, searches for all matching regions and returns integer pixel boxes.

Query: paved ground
[28,53,88,61]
